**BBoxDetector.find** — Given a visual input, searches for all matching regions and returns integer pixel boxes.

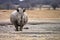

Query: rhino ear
[16,8,19,12]
[23,8,26,12]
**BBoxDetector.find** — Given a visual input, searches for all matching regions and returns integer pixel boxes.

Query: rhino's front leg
[20,26,23,31]
[15,25,18,31]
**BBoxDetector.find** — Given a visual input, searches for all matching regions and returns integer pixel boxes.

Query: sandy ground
[0,24,60,40]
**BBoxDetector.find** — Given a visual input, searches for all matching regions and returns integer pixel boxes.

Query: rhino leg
[20,26,23,31]
[15,25,18,31]
[13,20,19,31]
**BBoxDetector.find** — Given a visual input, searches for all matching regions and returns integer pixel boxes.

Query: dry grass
[0,9,60,40]
[26,10,60,19]
[0,9,60,20]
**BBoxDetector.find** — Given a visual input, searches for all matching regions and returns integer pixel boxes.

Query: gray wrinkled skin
[10,8,28,31]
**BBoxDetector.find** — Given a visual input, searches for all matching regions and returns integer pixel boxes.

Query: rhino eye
[16,9,19,12]
[23,9,26,12]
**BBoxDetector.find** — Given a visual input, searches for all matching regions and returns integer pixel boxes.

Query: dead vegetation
[0,9,60,21]
[0,9,60,40]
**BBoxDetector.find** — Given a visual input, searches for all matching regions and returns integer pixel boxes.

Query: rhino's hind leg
[15,25,18,31]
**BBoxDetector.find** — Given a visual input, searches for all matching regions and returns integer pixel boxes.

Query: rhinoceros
[10,8,28,31]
